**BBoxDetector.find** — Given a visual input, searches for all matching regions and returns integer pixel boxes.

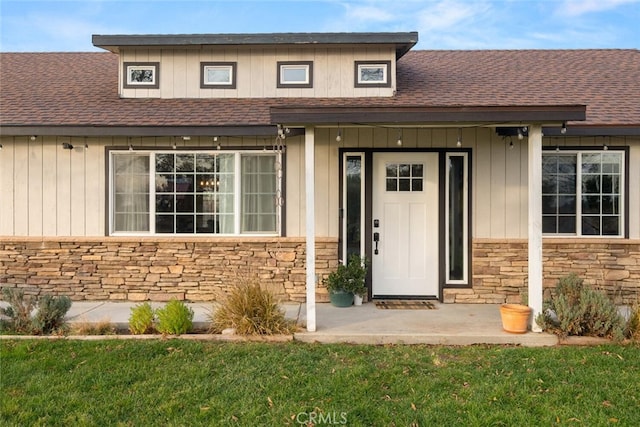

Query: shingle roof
[1,49,638,130]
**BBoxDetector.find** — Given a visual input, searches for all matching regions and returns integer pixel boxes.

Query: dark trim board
[271,105,587,126]
[438,152,446,301]
[93,32,419,59]
[542,145,630,239]
[0,125,295,138]
[340,147,473,302]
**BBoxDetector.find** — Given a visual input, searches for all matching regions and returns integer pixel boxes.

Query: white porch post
[305,126,316,332]
[527,124,543,332]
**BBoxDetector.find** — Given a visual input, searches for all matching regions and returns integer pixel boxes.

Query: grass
[1,341,638,426]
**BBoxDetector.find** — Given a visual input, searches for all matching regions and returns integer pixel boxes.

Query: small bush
[536,274,625,340]
[0,288,71,335]
[211,280,296,335]
[0,288,37,334]
[71,318,116,335]
[626,300,640,341]
[32,294,72,334]
[156,299,193,335]
[129,302,156,335]
[324,255,368,296]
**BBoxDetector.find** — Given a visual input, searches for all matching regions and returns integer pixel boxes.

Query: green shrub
[324,255,368,296]
[0,288,37,334]
[32,294,72,334]
[155,299,193,335]
[128,302,156,335]
[0,288,71,335]
[536,274,624,340]
[211,280,296,335]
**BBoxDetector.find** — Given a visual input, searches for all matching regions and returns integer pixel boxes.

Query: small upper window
[123,62,159,89]
[201,62,237,89]
[277,61,313,88]
[355,61,391,88]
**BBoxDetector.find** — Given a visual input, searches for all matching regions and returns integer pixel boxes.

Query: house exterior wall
[119,47,396,99]
[444,238,640,305]
[0,237,338,302]
[1,130,639,303]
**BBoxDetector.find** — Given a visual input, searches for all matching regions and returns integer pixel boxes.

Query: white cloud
[416,0,491,32]
[557,0,639,16]
[343,3,395,22]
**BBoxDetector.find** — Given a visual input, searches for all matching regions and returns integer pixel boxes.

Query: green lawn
[1,340,638,426]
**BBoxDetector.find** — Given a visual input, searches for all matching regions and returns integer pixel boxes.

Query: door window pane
[385,163,423,192]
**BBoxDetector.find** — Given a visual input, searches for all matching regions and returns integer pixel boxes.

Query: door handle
[373,232,380,255]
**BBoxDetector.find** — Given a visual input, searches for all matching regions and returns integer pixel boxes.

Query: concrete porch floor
[1,300,558,346]
[295,302,558,346]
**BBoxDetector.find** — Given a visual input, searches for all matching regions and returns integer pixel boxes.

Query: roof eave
[0,125,284,138]
[270,105,588,126]
[92,32,419,58]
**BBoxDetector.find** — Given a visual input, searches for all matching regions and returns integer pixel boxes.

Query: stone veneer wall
[0,237,339,303]
[444,238,640,304]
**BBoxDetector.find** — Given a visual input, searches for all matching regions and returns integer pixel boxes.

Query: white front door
[372,152,439,297]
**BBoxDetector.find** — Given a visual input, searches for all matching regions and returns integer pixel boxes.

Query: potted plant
[324,255,368,307]
[499,302,532,333]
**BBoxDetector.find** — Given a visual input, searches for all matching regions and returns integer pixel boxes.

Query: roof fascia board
[270,105,587,126]
[92,32,418,58]
[541,126,640,137]
[2,125,636,138]
[0,125,286,138]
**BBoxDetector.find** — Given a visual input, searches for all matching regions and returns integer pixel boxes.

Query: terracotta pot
[500,304,532,333]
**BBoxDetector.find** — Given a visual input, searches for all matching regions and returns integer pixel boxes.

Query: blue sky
[1,0,638,52]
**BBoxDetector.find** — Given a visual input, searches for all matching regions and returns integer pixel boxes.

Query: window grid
[241,155,278,233]
[111,151,280,236]
[385,163,424,192]
[542,151,623,237]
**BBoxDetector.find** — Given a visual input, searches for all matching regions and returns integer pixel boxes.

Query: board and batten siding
[0,136,106,236]
[119,47,396,99]
[0,135,285,237]
[284,128,640,240]
[2,133,639,240]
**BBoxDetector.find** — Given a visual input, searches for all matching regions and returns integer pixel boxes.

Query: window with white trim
[110,151,281,235]
[123,62,159,89]
[542,151,624,236]
[200,62,236,89]
[446,153,468,284]
[277,61,313,88]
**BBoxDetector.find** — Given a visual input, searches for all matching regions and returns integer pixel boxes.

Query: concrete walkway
[12,300,558,346]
